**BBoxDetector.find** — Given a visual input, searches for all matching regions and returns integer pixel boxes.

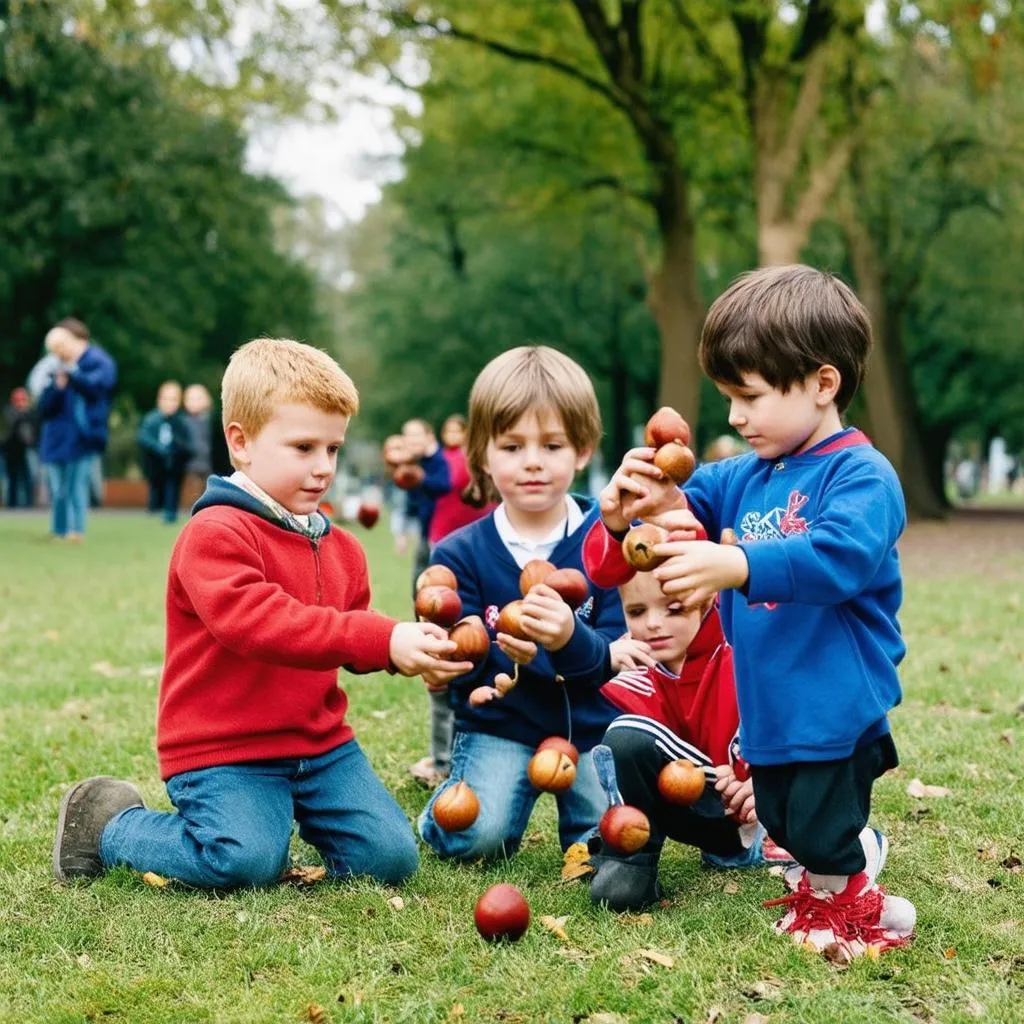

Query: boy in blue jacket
[599,265,916,962]
[418,346,624,867]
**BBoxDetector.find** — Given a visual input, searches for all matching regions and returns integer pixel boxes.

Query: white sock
[805,871,849,893]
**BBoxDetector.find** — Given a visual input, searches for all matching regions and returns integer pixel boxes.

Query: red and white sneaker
[765,870,916,962]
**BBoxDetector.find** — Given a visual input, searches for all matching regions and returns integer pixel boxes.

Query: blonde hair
[221,337,359,436]
[464,345,602,505]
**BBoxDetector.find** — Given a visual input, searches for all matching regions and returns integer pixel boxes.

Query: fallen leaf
[387,896,405,911]
[906,777,952,798]
[141,871,169,888]
[371,710,388,720]
[304,1004,326,1023]
[638,948,674,969]
[943,947,957,959]
[449,1004,465,1019]
[977,846,998,861]
[538,914,571,942]
[742,980,782,1000]
[723,880,740,895]
[1000,730,1015,746]
[281,865,326,886]
[620,912,654,926]
[561,843,594,881]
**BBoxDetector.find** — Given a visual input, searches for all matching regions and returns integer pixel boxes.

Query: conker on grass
[657,759,707,806]
[526,748,577,792]
[393,464,425,490]
[544,568,589,610]
[416,565,459,593]
[415,585,463,628]
[536,736,580,766]
[432,781,480,832]
[519,558,556,596]
[449,616,490,665]
[622,523,669,572]
[356,502,380,529]
[474,883,530,943]
[496,600,531,640]
[644,407,691,449]
[653,442,696,485]
[599,804,651,855]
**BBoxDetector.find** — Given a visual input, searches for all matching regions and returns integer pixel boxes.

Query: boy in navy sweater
[418,346,625,867]
[596,265,916,961]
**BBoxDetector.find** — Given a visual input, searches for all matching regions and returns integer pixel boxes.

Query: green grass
[1,512,1022,1024]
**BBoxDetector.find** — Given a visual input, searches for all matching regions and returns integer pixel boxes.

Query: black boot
[53,776,145,882]
[588,838,663,912]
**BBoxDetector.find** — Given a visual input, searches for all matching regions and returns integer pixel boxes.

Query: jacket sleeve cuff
[549,619,605,680]
[346,612,398,673]
[738,541,794,605]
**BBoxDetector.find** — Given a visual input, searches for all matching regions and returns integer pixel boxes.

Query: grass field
[1,510,1022,1024]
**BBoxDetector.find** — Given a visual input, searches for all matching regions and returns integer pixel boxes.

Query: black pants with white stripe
[603,716,746,857]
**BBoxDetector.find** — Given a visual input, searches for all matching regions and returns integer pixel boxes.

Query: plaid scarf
[227,472,330,541]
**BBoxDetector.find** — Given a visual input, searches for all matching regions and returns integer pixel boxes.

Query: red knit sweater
[157,507,398,779]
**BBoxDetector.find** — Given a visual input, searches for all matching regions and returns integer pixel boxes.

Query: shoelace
[764,879,899,946]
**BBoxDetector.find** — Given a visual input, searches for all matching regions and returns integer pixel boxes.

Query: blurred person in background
[137,381,194,524]
[182,383,214,496]
[2,387,38,507]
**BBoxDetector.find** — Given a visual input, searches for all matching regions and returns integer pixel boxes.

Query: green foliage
[0,0,322,409]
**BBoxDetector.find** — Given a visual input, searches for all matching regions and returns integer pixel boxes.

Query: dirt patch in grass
[900,510,1024,580]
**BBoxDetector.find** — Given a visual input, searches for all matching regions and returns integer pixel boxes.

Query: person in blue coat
[417,346,625,873]
[598,265,916,962]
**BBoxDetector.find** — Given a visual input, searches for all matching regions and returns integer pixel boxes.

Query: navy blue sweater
[431,496,624,751]
[684,428,906,765]
[407,447,451,539]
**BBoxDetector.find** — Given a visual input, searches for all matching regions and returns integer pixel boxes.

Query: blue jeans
[45,459,88,536]
[100,740,418,889]
[418,730,605,860]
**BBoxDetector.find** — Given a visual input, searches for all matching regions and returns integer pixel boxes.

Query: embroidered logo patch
[739,489,810,541]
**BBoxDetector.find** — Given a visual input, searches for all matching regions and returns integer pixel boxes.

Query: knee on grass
[201,839,290,889]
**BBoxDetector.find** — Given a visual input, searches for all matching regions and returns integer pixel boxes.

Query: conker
[416,565,459,593]
[432,780,480,832]
[496,600,531,640]
[622,523,669,572]
[474,883,530,942]
[449,616,490,665]
[535,736,579,766]
[415,585,463,628]
[653,442,696,485]
[393,464,425,490]
[527,749,577,792]
[644,407,691,449]
[599,804,651,855]
[519,558,556,596]
[657,759,707,806]
[356,502,380,529]
[545,568,589,610]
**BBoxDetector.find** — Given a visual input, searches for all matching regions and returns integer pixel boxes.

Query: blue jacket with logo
[683,428,906,766]
[430,495,624,751]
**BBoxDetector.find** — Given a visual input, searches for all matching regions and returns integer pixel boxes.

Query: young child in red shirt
[584,529,791,911]
[53,337,469,889]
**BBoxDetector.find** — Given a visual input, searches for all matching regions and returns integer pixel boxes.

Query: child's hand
[496,633,538,665]
[652,541,749,609]
[609,635,656,672]
[647,507,705,540]
[520,584,576,651]
[390,621,473,679]
[714,764,756,824]
[599,448,686,532]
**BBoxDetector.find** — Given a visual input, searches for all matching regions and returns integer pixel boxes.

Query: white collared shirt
[493,496,584,569]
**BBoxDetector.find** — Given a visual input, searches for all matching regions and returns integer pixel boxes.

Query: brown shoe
[53,776,144,882]
[409,756,448,789]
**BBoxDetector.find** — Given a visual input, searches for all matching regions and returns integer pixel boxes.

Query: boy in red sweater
[53,338,469,889]
[584,533,791,911]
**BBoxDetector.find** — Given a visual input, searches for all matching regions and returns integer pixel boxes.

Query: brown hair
[699,264,872,413]
[221,337,359,437]
[463,345,602,505]
[55,317,90,340]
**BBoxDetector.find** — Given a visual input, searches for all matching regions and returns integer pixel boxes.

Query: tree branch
[792,135,854,237]
[791,0,836,63]
[774,46,829,192]
[389,10,629,114]
[671,0,732,85]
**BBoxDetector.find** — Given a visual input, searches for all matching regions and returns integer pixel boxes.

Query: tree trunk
[845,218,949,519]
[758,220,805,266]
[647,175,703,429]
